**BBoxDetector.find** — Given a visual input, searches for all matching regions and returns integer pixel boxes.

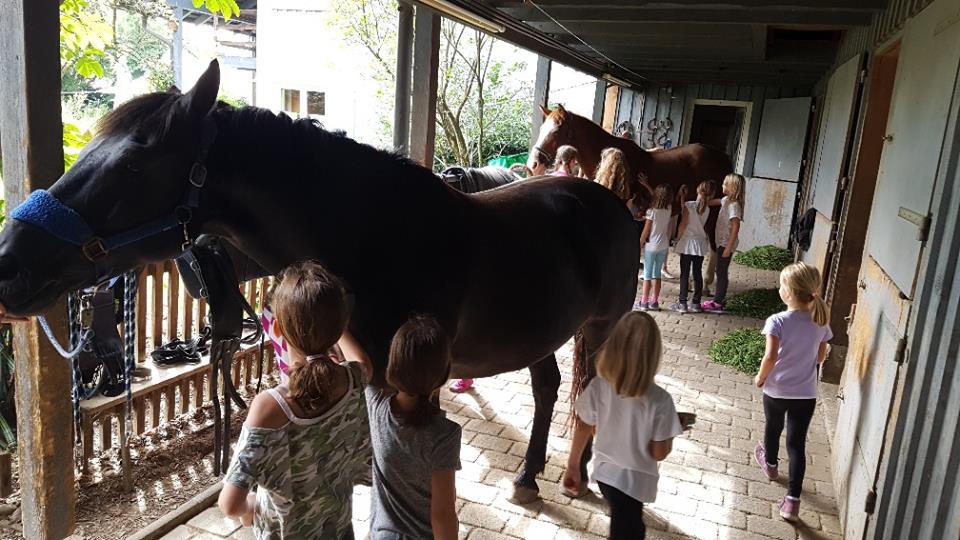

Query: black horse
[0,61,639,502]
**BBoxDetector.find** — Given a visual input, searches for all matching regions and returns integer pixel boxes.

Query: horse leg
[510,353,561,504]
[704,249,717,294]
[571,320,618,488]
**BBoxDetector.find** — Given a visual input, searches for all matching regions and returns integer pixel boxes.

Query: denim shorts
[644,250,668,280]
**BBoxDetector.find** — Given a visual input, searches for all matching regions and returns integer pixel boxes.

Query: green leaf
[192,0,204,7]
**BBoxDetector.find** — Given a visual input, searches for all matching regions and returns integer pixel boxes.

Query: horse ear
[183,59,220,122]
[168,85,181,94]
[539,103,551,117]
[556,104,567,117]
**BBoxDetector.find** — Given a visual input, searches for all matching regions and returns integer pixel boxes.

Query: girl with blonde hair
[636,184,674,311]
[671,180,716,313]
[561,312,685,539]
[703,173,746,313]
[753,262,832,522]
[594,147,633,201]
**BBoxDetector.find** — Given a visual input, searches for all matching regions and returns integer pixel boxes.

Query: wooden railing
[0,262,276,490]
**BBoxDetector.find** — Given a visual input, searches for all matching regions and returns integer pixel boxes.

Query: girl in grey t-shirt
[367,315,461,540]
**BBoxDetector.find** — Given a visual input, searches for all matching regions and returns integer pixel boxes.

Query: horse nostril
[0,255,18,282]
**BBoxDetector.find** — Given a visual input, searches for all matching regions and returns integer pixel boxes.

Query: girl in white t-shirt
[561,312,687,540]
[703,173,745,313]
[636,184,673,311]
[672,180,716,313]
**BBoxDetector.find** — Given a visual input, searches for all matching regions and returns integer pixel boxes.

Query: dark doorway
[822,43,900,381]
[688,105,746,160]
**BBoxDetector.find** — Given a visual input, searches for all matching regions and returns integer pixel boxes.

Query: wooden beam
[592,80,606,124]
[490,0,886,9]
[530,56,552,149]
[752,24,768,61]
[393,2,414,153]
[0,0,76,538]
[500,6,874,26]
[410,6,441,168]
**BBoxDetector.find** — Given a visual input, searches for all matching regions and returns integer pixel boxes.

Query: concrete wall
[739,178,798,250]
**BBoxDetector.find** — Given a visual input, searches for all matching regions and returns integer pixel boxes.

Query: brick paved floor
[166,258,841,540]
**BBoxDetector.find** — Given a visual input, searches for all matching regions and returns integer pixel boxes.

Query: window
[281,88,300,116]
[307,91,326,116]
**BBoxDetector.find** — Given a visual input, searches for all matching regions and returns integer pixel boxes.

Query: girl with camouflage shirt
[219,262,372,539]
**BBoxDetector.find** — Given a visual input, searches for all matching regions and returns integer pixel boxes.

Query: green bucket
[487,152,528,169]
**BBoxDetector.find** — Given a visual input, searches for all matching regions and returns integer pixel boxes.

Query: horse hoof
[508,485,541,505]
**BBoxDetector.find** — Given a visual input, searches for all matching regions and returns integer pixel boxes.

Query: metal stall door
[745,97,813,249]
[834,1,960,537]
[800,55,862,274]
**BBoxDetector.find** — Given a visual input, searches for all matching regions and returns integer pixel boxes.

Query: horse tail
[569,329,593,426]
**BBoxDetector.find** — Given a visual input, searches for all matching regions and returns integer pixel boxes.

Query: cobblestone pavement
[165,259,841,540]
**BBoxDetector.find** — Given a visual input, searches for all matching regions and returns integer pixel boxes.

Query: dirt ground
[0,401,250,540]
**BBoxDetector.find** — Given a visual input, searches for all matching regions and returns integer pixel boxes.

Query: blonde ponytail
[780,262,831,327]
[811,295,830,327]
[696,180,715,215]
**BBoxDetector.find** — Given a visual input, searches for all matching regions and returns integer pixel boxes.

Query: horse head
[0,61,224,317]
[528,104,575,175]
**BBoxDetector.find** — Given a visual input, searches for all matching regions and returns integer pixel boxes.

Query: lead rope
[121,271,138,489]
[68,292,83,470]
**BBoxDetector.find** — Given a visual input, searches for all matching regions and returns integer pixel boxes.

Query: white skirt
[674,235,711,257]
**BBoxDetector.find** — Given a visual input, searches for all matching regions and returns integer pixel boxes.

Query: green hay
[709,328,765,375]
[726,288,785,319]
[733,245,793,271]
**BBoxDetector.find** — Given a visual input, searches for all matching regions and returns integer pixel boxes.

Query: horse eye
[126,162,142,173]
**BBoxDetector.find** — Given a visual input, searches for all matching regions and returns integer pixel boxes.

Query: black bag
[794,208,817,251]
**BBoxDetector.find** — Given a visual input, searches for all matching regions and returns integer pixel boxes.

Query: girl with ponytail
[367,315,461,539]
[752,262,833,523]
[219,261,373,538]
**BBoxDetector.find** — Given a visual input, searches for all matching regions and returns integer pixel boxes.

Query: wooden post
[409,5,440,168]
[530,56,552,148]
[393,1,414,153]
[0,1,76,537]
[592,80,607,124]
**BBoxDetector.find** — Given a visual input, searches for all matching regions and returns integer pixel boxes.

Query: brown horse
[0,62,639,503]
[528,105,733,246]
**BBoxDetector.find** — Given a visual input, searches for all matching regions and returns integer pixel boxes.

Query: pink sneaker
[754,443,779,480]
[779,496,800,522]
[701,300,726,313]
[449,378,474,393]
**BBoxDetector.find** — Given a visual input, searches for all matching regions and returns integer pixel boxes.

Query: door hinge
[839,176,849,191]
[859,69,869,84]
[865,489,877,514]
[918,214,932,242]
[894,337,907,365]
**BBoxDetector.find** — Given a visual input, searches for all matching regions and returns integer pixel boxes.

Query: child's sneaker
[702,300,725,313]
[647,302,660,312]
[448,378,474,393]
[672,302,688,313]
[688,303,703,313]
[754,443,779,480]
[778,496,801,522]
[633,301,648,312]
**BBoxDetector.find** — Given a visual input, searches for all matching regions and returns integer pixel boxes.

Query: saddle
[441,165,517,194]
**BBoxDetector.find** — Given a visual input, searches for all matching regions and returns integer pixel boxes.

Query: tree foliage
[328,0,532,170]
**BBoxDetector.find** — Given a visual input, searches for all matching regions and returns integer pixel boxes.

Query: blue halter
[8,117,217,281]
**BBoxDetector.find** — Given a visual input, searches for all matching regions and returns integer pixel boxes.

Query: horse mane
[97,91,181,140]
[96,91,425,178]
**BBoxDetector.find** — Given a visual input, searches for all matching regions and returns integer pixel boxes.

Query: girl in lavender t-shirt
[753,262,832,523]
